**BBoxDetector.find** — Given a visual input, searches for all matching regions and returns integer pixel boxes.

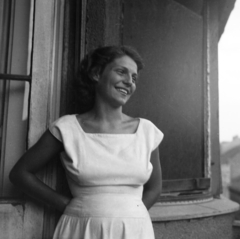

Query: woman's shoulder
[75,112,91,122]
[122,114,140,134]
[48,115,77,142]
[123,115,162,135]
[123,115,154,127]
[139,117,163,134]
[138,117,156,128]
[138,118,164,148]
[123,115,139,124]
[50,114,77,127]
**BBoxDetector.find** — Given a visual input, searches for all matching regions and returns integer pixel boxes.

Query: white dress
[49,115,163,239]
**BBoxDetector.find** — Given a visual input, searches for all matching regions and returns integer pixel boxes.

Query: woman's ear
[92,73,100,82]
[91,68,100,82]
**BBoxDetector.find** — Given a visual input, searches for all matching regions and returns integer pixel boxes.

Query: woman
[9,45,164,239]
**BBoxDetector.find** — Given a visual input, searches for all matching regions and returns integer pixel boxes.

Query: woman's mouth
[115,87,129,96]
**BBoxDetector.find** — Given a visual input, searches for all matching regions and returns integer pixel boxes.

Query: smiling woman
[94,56,138,109]
[75,45,144,113]
[9,45,164,239]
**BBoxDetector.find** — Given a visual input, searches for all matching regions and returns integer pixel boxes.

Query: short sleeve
[49,118,63,142]
[141,119,164,151]
[153,124,164,150]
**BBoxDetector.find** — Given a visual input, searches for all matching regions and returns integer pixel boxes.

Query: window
[122,0,214,201]
[0,0,33,199]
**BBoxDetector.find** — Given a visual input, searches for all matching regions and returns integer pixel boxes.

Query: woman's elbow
[9,166,19,185]
[145,184,162,198]
[154,186,162,199]
[9,163,26,186]
[152,182,162,199]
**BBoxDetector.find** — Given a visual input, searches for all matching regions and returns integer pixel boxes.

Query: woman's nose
[123,75,133,85]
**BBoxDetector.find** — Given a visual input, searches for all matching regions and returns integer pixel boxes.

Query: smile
[115,87,129,95]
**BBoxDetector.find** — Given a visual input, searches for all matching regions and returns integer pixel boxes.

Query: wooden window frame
[0,74,31,202]
[157,0,221,201]
[0,0,33,200]
[159,0,221,201]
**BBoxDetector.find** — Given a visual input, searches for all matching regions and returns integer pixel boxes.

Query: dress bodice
[49,115,163,197]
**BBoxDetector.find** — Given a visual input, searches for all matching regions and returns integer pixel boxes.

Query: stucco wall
[0,204,24,239]
[153,213,234,239]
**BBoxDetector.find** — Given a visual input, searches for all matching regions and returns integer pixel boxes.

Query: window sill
[150,195,239,222]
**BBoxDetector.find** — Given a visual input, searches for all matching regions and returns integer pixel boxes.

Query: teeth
[117,88,128,95]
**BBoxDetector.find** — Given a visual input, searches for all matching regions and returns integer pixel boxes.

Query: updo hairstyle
[75,45,144,113]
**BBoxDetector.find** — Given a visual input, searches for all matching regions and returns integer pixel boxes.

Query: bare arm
[142,147,162,210]
[9,130,71,212]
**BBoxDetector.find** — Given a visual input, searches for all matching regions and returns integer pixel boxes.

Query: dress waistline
[69,184,144,197]
[64,193,149,218]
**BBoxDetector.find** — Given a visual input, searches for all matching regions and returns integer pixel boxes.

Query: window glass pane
[123,0,205,181]
[0,0,33,197]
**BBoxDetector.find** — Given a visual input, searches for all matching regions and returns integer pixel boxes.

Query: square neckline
[74,114,141,136]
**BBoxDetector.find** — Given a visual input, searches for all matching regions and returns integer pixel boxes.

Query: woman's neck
[91,102,124,124]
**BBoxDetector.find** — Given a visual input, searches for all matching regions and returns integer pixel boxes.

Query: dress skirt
[53,189,155,239]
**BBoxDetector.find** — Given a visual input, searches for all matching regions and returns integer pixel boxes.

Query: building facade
[0,0,239,238]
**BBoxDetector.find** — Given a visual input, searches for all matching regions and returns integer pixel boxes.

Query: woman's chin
[110,97,130,108]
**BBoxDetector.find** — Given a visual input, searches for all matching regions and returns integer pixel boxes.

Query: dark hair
[75,45,144,113]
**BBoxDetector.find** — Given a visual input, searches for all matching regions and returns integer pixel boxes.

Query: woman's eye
[132,76,137,83]
[116,69,124,75]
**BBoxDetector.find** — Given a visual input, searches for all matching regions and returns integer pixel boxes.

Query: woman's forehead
[109,56,138,72]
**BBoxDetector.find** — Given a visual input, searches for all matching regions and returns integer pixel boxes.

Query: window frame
[159,0,221,201]
[114,0,221,201]
[0,74,31,202]
[0,0,33,200]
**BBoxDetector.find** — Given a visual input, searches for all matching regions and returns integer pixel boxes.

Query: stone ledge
[150,195,239,222]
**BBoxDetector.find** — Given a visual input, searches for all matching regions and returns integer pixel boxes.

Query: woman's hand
[9,130,71,212]
[142,147,162,210]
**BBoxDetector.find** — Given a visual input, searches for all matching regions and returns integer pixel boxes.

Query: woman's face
[94,55,138,107]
